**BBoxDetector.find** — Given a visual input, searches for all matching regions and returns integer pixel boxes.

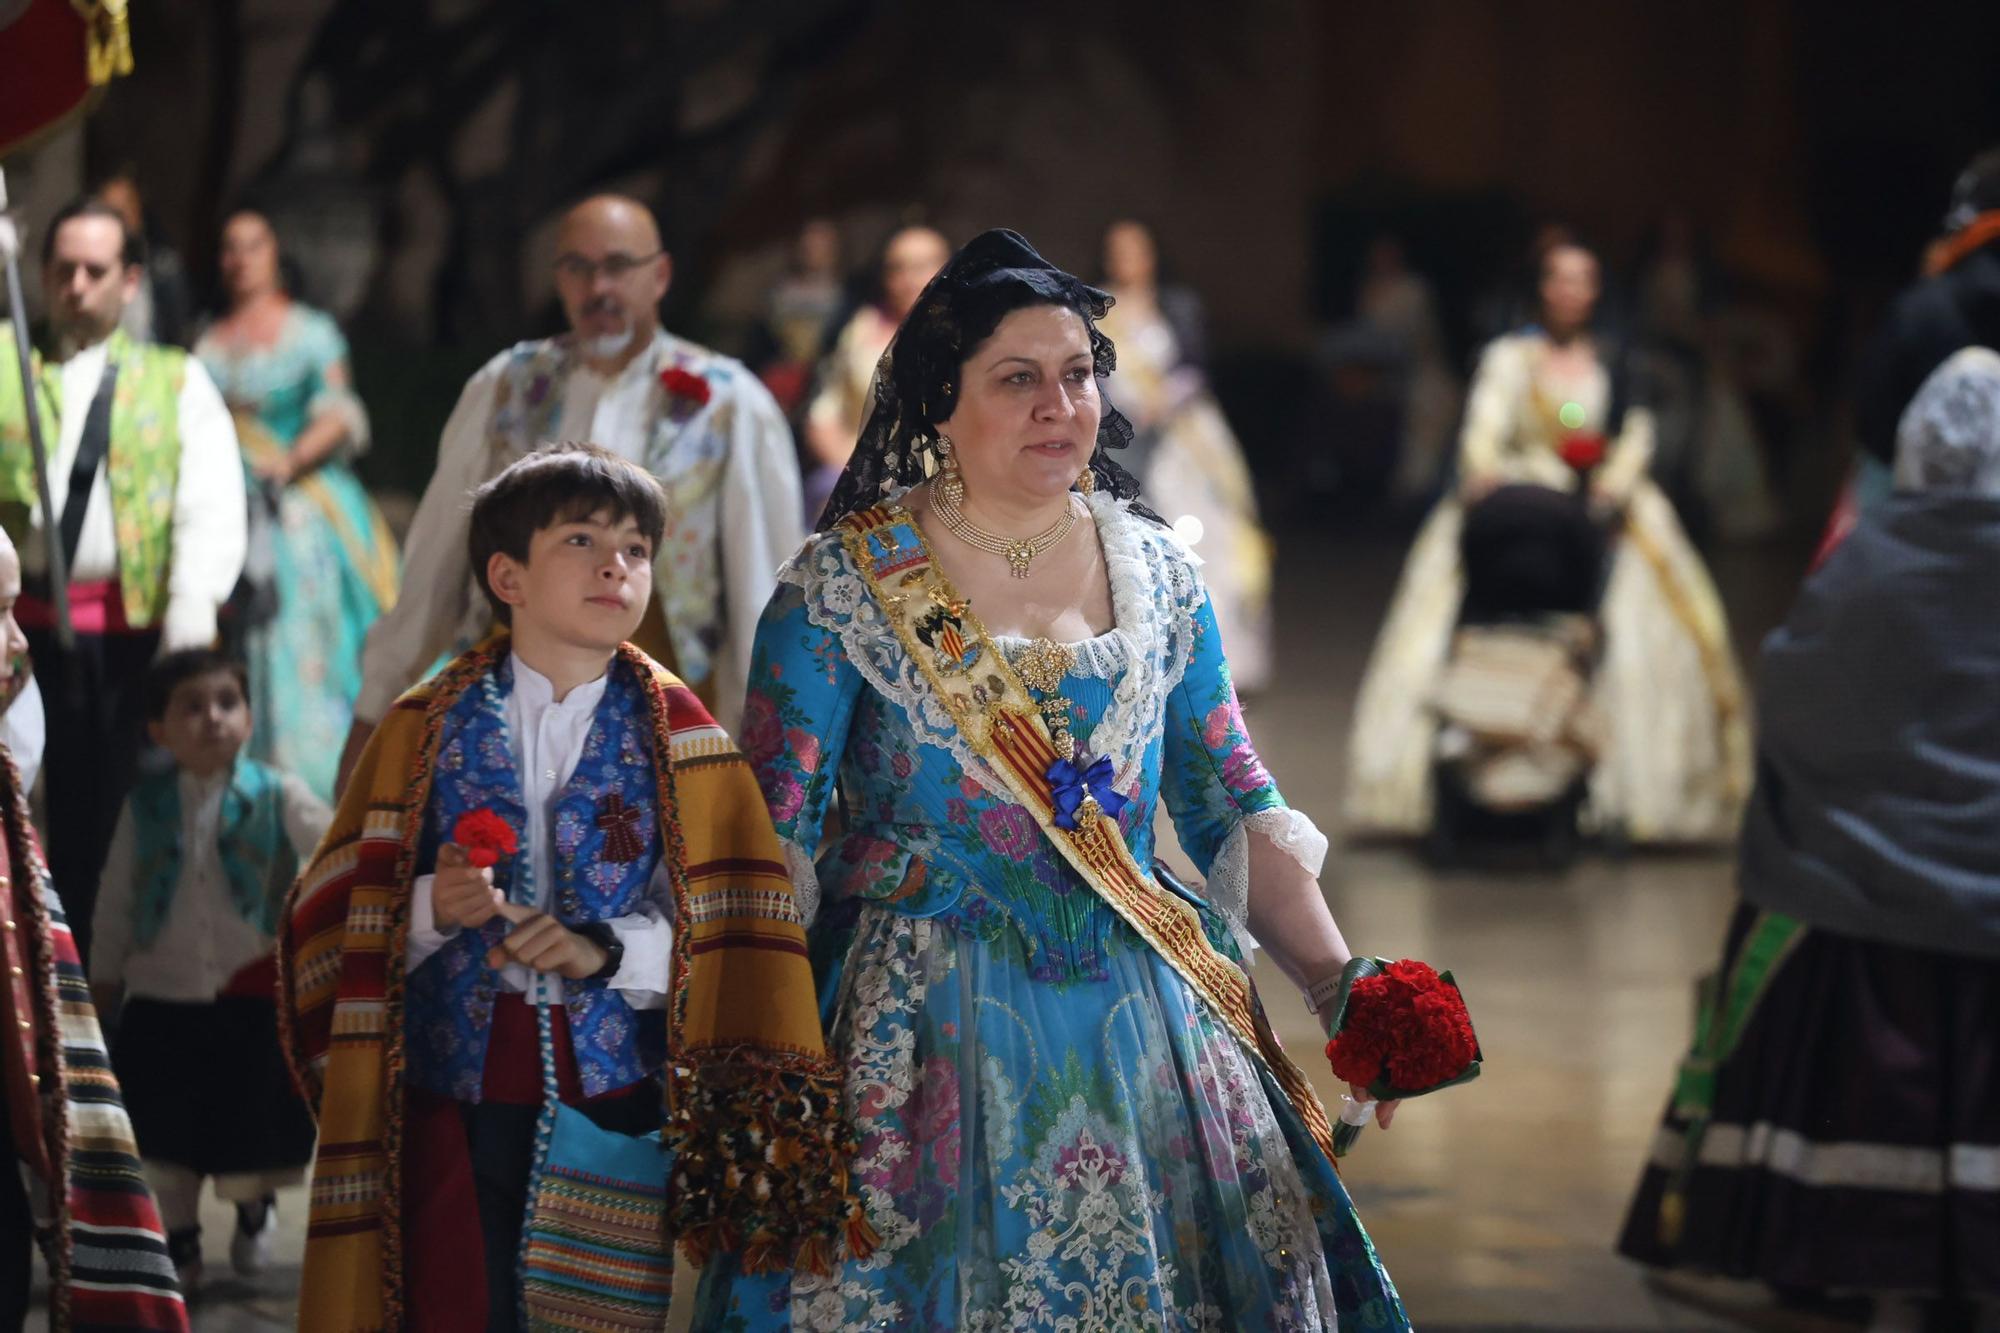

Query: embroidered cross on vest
[596,792,646,864]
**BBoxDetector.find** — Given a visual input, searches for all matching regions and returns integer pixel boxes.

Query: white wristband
[1303,972,1344,1017]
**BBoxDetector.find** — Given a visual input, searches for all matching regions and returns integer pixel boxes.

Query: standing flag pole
[0,167,75,650]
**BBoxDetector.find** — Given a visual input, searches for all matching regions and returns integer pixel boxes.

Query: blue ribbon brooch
[1049,753,1129,830]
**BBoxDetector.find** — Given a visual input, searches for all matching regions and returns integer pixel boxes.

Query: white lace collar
[782,491,1207,797]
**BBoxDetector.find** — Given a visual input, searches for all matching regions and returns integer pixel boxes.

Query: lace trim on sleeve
[1202,807,1330,958]
[308,384,372,456]
[783,838,821,927]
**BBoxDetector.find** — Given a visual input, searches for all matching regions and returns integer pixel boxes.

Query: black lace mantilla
[818,227,1154,531]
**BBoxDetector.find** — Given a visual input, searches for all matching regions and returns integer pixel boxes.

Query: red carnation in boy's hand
[1558,431,1608,473]
[659,367,712,407]
[453,808,519,869]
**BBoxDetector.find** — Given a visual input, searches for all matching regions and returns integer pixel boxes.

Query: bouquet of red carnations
[1323,956,1481,1155]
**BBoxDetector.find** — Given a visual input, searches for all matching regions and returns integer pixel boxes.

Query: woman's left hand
[1587,477,1624,520]
[1348,1084,1399,1129]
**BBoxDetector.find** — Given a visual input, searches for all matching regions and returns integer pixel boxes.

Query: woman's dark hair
[467,442,669,625]
[817,228,1146,530]
[215,206,308,307]
[145,649,249,721]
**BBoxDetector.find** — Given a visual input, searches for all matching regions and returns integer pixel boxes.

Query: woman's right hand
[432,842,505,930]
[1347,1083,1399,1129]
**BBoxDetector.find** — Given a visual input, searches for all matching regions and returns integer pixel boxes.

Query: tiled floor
[28,526,1839,1330]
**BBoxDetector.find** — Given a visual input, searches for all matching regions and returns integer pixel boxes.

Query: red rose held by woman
[1558,431,1608,473]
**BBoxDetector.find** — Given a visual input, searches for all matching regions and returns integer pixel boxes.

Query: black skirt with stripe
[1617,902,2000,1298]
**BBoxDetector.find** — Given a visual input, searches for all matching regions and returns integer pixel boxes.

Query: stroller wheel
[1422,820,1460,869]
[1540,809,1580,869]
[1423,769,1465,869]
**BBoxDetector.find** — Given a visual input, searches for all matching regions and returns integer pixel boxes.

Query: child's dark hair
[467,442,670,625]
[145,649,250,721]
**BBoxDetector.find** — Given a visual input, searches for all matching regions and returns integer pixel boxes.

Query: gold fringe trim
[666,1062,875,1277]
[69,0,135,85]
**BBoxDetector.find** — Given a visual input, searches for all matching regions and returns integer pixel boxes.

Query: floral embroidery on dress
[702,473,1403,1331]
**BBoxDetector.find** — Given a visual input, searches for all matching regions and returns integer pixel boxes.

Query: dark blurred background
[9,0,2000,533]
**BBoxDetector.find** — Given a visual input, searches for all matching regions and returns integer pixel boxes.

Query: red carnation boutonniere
[452,808,519,869]
[1557,431,1608,476]
[659,366,713,421]
[1323,957,1482,1155]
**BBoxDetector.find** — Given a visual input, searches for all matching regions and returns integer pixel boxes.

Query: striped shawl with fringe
[278,637,870,1331]
[1,746,186,1331]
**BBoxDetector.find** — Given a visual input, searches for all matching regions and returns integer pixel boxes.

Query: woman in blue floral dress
[696,231,1407,1330]
[196,210,399,800]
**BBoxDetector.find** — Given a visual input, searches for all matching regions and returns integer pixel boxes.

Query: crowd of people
[0,138,1995,1331]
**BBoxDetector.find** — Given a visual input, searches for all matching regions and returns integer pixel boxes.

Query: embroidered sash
[839,504,1338,1161]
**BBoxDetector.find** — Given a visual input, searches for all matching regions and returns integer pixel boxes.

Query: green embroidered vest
[129,756,296,947]
[0,325,187,627]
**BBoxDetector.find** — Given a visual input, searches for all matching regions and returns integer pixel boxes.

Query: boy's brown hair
[467,442,669,625]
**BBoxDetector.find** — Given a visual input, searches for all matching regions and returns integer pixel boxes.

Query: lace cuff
[1203,807,1330,957]
[784,839,821,927]
[308,384,371,457]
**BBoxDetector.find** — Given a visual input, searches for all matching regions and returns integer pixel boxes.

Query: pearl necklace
[930,487,1079,578]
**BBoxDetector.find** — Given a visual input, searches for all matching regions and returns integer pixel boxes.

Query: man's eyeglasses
[553,250,664,282]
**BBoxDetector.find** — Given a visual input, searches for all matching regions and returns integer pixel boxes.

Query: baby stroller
[1424,483,1610,868]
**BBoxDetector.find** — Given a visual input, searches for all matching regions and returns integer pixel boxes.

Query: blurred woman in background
[1346,240,1749,847]
[195,209,398,801]
[800,223,950,522]
[1099,217,1274,691]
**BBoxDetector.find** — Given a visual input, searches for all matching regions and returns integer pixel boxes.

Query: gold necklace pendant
[931,486,1078,578]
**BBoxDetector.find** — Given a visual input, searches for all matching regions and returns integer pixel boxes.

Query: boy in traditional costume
[88,649,328,1292]
[280,443,865,1331]
[0,527,186,1332]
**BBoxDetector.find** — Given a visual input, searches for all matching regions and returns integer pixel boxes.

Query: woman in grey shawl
[1617,347,2000,1330]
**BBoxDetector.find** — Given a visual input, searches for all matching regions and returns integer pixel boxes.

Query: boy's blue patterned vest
[130,756,296,948]
[404,655,666,1101]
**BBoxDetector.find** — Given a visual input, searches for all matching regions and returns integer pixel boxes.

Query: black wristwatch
[575,922,624,981]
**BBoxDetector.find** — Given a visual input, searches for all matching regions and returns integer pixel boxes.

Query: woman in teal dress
[696,231,1407,1330]
[195,210,398,800]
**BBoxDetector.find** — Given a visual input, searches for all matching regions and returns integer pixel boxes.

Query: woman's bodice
[1458,331,1654,499]
[195,304,353,447]
[743,493,1311,983]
